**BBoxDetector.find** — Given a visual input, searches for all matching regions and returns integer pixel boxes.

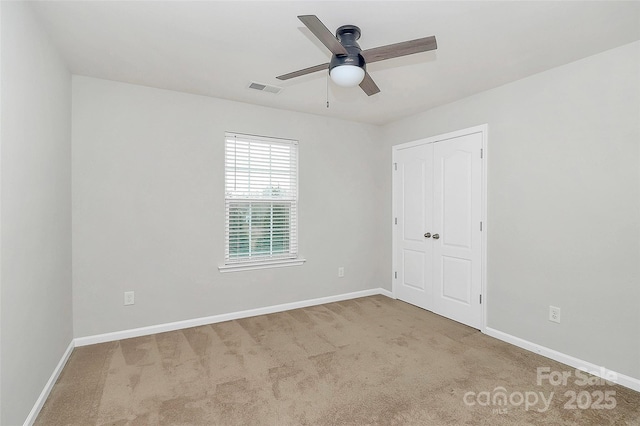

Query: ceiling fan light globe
[330,65,365,87]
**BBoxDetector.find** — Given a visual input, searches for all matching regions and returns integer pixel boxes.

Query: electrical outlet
[124,291,135,306]
[338,267,345,278]
[549,305,561,323]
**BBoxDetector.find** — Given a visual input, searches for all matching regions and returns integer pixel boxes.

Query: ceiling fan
[277,15,438,96]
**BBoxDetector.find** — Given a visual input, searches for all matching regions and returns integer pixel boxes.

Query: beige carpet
[36,296,639,425]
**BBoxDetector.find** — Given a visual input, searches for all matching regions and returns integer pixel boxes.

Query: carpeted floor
[35,295,639,425]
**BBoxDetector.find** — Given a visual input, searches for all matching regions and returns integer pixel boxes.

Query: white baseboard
[378,288,393,298]
[75,287,394,347]
[23,339,75,426]
[484,327,640,393]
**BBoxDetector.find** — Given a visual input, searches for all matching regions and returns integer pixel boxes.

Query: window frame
[219,132,305,273]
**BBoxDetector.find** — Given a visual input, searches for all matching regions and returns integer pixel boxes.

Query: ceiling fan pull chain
[326,73,330,109]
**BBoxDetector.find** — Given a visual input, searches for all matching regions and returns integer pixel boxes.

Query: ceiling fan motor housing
[329,25,366,71]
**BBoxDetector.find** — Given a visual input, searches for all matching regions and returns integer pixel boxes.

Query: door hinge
[395,217,398,225]
[480,221,483,231]
[394,162,397,171]
[479,294,482,304]
[394,271,398,279]
[480,148,483,159]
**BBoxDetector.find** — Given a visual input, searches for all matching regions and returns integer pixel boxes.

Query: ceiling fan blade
[276,63,329,80]
[359,72,380,96]
[362,36,437,64]
[298,15,348,56]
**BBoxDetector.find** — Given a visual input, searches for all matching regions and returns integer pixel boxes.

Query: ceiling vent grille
[248,82,283,94]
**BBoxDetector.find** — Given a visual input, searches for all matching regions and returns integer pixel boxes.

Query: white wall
[0,2,73,425]
[72,76,386,338]
[382,41,640,380]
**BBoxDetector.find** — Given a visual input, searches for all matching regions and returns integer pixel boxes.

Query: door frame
[392,124,488,331]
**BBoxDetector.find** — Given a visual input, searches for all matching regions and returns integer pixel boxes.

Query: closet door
[393,129,484,329]
[432,132,483,328]
[393,143,433,311]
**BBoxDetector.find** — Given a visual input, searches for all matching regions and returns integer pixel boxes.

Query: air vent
[248,82,283,94]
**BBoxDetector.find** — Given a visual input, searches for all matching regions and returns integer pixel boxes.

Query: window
[220,132,303,272]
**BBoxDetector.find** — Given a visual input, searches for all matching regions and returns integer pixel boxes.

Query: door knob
[432,234,440,239]
[424,232,431,238]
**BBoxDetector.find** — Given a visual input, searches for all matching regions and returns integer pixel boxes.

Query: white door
[393,128,485,329]
[431,133,483,328]
[393,144,433,311]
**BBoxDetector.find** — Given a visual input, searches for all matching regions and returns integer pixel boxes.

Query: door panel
[403,249,425,290]
[433,133,483,328]
[393,144,433,310]
[403,161,426,244]
[441,256,472,303]
[442,150,473,249]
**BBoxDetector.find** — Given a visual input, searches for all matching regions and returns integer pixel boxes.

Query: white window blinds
[224,132,298,264]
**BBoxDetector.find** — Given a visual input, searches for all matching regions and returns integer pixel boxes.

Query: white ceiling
[30,1,640,125]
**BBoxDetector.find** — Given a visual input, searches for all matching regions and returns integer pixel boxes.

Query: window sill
[218,258,306,273]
